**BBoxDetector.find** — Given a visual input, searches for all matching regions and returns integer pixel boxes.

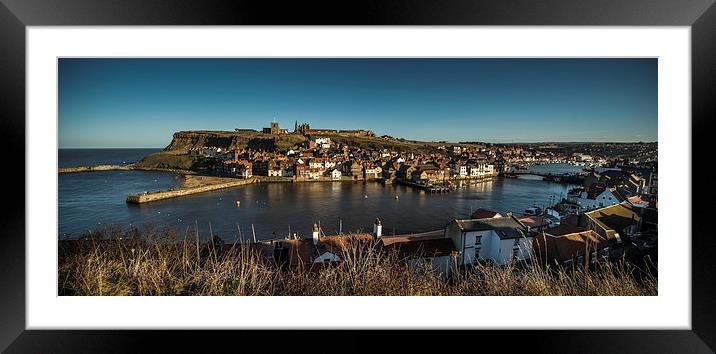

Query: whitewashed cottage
[445,216,531,266]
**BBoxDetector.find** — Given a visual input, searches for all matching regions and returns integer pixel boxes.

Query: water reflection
[60,173,575,242]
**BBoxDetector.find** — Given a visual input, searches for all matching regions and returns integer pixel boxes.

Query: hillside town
[191,121,658,275]
[190,121,657,194]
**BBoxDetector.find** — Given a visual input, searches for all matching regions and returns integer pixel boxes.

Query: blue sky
[59,58,657,148]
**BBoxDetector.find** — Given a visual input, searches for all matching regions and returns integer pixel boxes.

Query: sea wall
[59,164,194,175]
[126,178,256,204]
[58,165,130,173]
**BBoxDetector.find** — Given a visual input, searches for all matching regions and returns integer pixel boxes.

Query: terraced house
[445,216,532,266]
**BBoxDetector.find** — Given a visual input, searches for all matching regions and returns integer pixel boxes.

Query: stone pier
[126,178,256,204]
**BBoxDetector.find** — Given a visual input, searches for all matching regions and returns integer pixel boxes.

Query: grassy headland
[132,130,487,171]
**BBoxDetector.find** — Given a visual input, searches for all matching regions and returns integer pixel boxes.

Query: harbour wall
[127,178,256,204]
[59,164,194,175]
[58,165,131,173]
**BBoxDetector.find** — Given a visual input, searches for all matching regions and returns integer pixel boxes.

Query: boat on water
[542,175,561,182]
[523,206,543,216]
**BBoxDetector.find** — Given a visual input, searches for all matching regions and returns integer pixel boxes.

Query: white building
[309,159,325,169]
[456,165,468,177]
[445,216,532,266]
[314,137,332,149]
[572,186,623,211]
[331,169,342,180]
[364,166,382,179]
[308,169,323,179]
[574,153,593,162]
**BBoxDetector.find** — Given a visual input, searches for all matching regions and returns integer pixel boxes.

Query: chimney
[312,223,320,245]
[373,218,383,238]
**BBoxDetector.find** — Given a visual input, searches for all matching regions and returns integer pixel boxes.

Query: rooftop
[453,216,527,239]
[518,215,553,228]
[585,202,641,234]
[470,208,502,219]
[381,229,445,246]
[544,224,590,236]
[384,238,457,259]
[533,229,608,264]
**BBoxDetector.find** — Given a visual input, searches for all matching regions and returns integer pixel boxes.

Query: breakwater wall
[59,164,194,175]
[59,165,131,173]
[127,178,256,204]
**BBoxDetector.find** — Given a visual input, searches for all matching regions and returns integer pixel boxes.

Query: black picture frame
[1,0,714,352]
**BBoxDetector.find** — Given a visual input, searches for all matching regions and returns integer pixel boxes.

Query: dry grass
[59,228,656,296]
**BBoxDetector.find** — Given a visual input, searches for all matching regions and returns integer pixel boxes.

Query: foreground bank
[58,233,656,296]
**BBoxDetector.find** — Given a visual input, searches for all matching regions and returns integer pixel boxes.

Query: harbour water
[59,149,578,241]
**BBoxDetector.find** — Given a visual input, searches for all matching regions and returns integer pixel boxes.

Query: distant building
[364,164,382,179]
[314,137,332,149]
[304,128,338,135]
[262,121,288,135]
[568,184,624,211]
[468,163,496,178]
[235,128,258,133]
[217,159,252,178]
[338,129,375,137]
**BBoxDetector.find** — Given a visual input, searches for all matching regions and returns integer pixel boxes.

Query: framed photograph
[2,0,715,352]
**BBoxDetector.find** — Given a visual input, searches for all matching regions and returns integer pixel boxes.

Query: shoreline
[65,163,566,205]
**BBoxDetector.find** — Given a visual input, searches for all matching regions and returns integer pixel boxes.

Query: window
[476,236,482,245]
